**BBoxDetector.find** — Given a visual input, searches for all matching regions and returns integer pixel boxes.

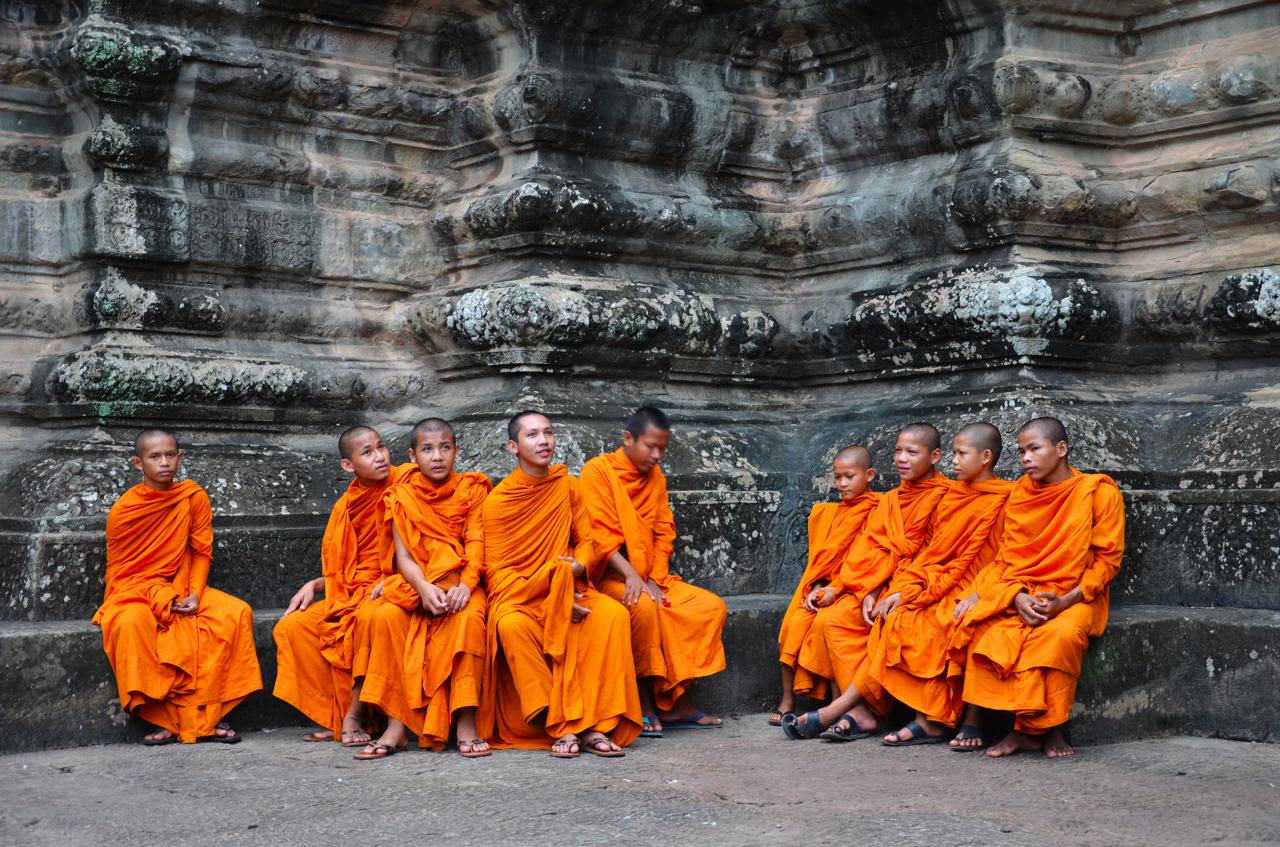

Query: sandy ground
[1,715,1275,846]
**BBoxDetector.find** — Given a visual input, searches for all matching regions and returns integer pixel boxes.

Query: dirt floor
[0,714,1275,846]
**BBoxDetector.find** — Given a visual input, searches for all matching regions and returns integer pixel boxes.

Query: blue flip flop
[640,715,664,738]
[781,710,825,740]
[663,710,722,730]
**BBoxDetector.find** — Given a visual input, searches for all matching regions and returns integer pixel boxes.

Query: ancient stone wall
[2,0,1279,624]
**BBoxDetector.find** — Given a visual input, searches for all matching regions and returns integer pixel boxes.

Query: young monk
[948,416,1124,759]
[94,429,262,745]
[479,410,642,758]
[353,418,493,759]
[770,445,879,725]
[580,406,727,737]
[273,426,413,747]
[786,423,950,739]
[813,423,1013,744]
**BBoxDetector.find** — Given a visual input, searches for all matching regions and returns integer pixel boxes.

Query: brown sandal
[458,739,492,759]
[353,741,406,760]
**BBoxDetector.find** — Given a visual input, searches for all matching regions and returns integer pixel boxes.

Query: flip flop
[767,709,784,727]
[549,736,580,759]
[302,729,333,743]
[580,734,625,758]
[458,739,492,759]
[340,729,372,748]
[781,710,826,740]
[200,722,242,744]
[819,714,872,742]
[142,730,177,746]
[949,724,987,752]
[882,720,946,747]
[353,741,406,760]
[640,715,664,738]
[662,710,722,730]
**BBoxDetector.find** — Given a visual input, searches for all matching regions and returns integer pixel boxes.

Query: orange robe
[272,464,413,733]
[950,469,1125,732]
[478,464,642,749]
[778,493,880,700]
[856,478,1013,724]
[359,471,492,749]
[580,449,727,712]
[797,474,949,697]
[94,481,262,743]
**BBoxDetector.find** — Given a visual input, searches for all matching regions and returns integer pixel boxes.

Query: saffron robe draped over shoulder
[478,464,641,749]
[359,471,491,749]
[949,469,1125,732]
[580,449,726,711]
[95,481,262,743]
[778,493,879,700]
[273,464,414,733]
[797,474,949,695]
[856,478,1013,724]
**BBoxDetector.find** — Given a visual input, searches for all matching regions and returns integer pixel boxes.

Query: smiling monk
[949,416,1124,759]
[479,410,641,758]
[580,406,727,737]
[273,426,413,748]
[95,429,262,745]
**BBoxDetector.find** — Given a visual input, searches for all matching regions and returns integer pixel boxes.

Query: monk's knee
[630,594,660,628]
[496,613,537,648]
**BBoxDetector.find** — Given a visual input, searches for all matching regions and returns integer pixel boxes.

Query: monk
[479,410,642,758]
[771,445,879,725]
[353,418,493,759]
[949,416,1124,759]
[95,429,262,745]
[810,424,1013,744]
[273,426,413,747]
[786,423,949,739]
[580,406,727,737]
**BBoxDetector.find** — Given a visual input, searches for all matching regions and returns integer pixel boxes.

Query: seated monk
[948,416,1124,759]
[478,410,642,758]
[580,406,727,737]
[771,445,879,726]
[273,426,413,747]
[787,423,949,739]
[812,423,1013,745]
[94,429,262,745]
[354,417,493,760]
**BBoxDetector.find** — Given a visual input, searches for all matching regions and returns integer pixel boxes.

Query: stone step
[0,598,1274,754]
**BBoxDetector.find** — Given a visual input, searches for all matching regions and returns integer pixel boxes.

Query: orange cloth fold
[478,464,641,749]
[857,478,1013,724]
[777,493,880,700]
[359,471,491,748]
[272,464,413,733]
[797,474,949,696]
[95,481,262,743]
[950,469,1125,732]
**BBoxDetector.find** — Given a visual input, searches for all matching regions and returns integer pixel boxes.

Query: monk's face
[832,457,874,502]
[410,429,457,483]
[1017,427,1070,482]
[621,425,670,475]
[341,430,391,483]
[951,435,993,482]
[131,434,182,490]
[894,432,940,482]
[508,413,555,470]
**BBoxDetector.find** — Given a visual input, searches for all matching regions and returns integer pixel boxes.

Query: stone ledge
[0,599,1275,754]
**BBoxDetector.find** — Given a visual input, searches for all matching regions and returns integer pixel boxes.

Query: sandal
[200,722,242,744]
[949,724,987,752]
[339,729,372,748]
[458,739,492,759]
[767,709,784,727]
[302,729,333,743]
[353,741,406,760]
[640,716,664,738]
[142,729,177,746]
[580,732,625,758]
[781,710,826,740]
[882,720,946,747]
[549,734,580,759]
[661,710,721,729]
[819,713,872,742]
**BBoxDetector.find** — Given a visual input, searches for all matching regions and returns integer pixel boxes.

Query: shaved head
[1018,416,1068,446]
[411,417,454,449]
[625,406,671,437]
[133,428,179,456]
[900,422,941,452]
[834,444,873,468]
[956,422,1002,458]
[338,425,378,459]
[507,409,548,442]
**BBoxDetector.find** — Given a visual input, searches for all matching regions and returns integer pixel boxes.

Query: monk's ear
[866,467,877,482]
[339,457,355,475]
[506,439,518,456]
[1056,440,1069,459]
[930,448,942,464]
[129,454,143,472]
[981,448,994,468]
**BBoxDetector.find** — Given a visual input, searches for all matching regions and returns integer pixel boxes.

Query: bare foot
[1044,727,1075,759]
[986,730,1044,758]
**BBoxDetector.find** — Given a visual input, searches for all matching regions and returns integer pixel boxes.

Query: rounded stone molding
[1043,72,1091,117]
[722,309,779,359]
[1097,78,1145,125]
[993,63,1040,114]
[1207,269,1280,334]
[1212,56,1273,105]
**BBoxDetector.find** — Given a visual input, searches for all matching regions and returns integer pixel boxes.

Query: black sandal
[820,713,872,742]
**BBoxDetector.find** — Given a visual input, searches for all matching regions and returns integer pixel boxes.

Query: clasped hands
[1013,590,1073,626]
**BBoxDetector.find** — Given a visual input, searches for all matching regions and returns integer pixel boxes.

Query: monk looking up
[820,424,1014,745]
[354,418,492,760]
[479,411,641,758]
[273,426,413,747]
[787,423,949,739]
[581,406,727,737]
[95,429,262,745]
[771,445,879,726]
[949,416,1124,759]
